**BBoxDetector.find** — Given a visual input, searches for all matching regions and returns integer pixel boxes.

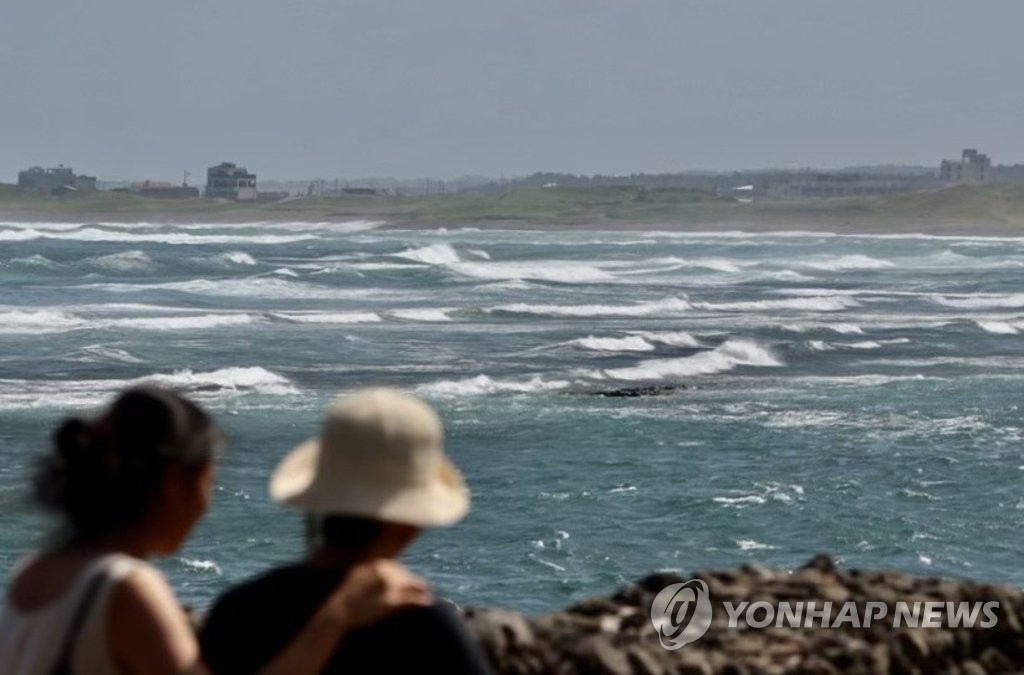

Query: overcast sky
[3,0,1022,181]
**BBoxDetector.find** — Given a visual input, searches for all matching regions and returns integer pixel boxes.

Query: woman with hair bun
[0,386,432,675]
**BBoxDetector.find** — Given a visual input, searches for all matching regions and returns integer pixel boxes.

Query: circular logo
[650,579,713,650]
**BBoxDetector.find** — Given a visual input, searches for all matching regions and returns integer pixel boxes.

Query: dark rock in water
[461,554,1024,674]
[597,385,685,398]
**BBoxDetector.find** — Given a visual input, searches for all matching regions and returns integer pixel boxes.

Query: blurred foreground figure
[201,388,493,674]
[0,386,431,675]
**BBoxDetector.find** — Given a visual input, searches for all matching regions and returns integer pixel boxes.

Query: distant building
[940,149,991,184]
[205,162,257,200]
[17,165,97,194]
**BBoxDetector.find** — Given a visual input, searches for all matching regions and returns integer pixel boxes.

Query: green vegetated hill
[3,182,1024,233]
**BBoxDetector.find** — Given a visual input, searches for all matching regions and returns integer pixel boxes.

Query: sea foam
[605,339,781,380]
[490,297,692,317]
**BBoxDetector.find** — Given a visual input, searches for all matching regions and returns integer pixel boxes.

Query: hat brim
[269,439,470,528]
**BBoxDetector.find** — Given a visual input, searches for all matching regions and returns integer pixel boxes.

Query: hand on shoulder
[326,560,433,630]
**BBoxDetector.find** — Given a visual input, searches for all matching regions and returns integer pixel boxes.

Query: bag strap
[50,566,109,675]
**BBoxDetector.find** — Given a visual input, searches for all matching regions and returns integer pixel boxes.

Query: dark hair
[305,514,384,552]
[33,386,221,538]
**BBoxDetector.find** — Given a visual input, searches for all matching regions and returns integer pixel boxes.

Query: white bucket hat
[269,388,470,527]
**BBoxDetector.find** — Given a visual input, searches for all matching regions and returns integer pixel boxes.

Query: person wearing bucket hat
[200,389,493,675]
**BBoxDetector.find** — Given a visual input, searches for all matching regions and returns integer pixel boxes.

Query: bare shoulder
[107,564,199,675]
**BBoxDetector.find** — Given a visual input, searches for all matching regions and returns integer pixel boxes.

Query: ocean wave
[393,243,619,283]
[212,251,258,266]
[76,345,146,364]
[0,226,317,245]
[693,296,859,312]
[630,331,701,347]
[490,297,692,317]
[146,366,297,394]
[605,339,781,380]
[83,277,397,300]
[417,374,570,397]
[932,294,1024,310]
[0,309,263,334]
[110,314,259,330]
[347,262,425,271]
[975,320,1020,335]
[6,254,58,268]
[575,336,657,352]
[272,311,383,324]
[477,280,536,292]
[451,260,615,283]
[179,558,223,575]
[87,250,156,272]
[0,366,297,409]
[0,310,86,333]
[736,539,777,551]
[713,482,804,509]
[784,323,865,335]
[809,338,910,351]
[390,308,454,322]
[801,254,895,271]
[394,243,462,265]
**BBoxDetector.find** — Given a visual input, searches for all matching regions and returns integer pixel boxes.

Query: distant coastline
[4,183,1024,236]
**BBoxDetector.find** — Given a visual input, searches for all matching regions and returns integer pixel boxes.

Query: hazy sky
[3,1,1023,181]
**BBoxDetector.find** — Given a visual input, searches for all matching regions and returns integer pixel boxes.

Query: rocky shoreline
[460,555,1024,674]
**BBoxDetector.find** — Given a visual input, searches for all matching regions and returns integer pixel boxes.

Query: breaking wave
[490,297,692,317]
[271,312,383,324]
[575,336,657,352]
[390,308,454,322]
[417,374,570,397]
[605,339,781,380]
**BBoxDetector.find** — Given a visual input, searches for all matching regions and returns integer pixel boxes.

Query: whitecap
[802,255,895,271]
[0,226,317,245]
[490,297,692,318]
[736,539,777,551]
[179,558,223,575]
[605,339,781,380]
[629,331,701,347]
[7,254,58,268]
[450,260,615,284]
[0,310,86,334]
[390,309,453,322]
[214,251,258,266]
[394,243,461,265]
[975,320,1019,334]
[87,250,155,272]
[693,296,859,312]
[932,294,1024,310]
[85,278,399,300]
[417,374,570,397]
[272,312,383,324]
[0,366,297,410]
[109,314,258,330]
[76,345,145,364]
[145,366,297,394]
[575,336,656,352]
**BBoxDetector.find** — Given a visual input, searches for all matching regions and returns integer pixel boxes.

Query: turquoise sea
[1,220,1022,613]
